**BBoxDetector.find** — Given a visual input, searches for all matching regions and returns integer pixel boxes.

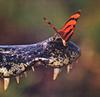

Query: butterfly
[43,10,81,46]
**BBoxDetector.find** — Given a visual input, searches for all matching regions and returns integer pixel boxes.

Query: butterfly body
[44,11,81,46]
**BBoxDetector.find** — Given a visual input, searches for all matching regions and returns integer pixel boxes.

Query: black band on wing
[67,18,78,23]
[63,29,73,40]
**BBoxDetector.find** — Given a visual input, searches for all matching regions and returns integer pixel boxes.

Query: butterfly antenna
[43,17,58,33]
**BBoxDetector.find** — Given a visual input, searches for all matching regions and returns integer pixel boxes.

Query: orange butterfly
[43,10,81,46]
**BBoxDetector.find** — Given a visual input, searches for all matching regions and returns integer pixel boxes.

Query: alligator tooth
[32,66,34,72]
[4,78,10,91]
[67,65,72,73]
[16,76,20,84]
[24,72,27,78]
[53,68,60,80]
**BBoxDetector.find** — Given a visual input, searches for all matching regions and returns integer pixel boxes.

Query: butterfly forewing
[58,11,81,42]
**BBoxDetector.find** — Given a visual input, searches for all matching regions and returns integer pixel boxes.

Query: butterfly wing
[58,11,81,44]
[43,10,81,46]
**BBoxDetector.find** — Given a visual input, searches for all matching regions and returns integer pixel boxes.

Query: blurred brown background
[0,0,100,97]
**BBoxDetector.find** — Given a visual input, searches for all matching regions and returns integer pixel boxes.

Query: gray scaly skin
[0,35,80,78]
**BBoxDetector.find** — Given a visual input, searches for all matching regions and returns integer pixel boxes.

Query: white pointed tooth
[67,65,72,73]
[24,72,27,78]
[4,78,10,91]
[53,68,60,80]
[16,76,20,84]
[32,66,34,72]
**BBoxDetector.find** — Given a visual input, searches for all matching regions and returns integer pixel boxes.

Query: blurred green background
[0,0,100,97]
